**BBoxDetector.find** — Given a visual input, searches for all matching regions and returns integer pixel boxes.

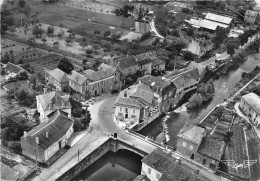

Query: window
[190,145,193,150]
[147,167,151,174]
[131,115,136,118]
[120,107,122,112]
[133,109,135,114]
[183,141,187,147]
[125,108,128,113]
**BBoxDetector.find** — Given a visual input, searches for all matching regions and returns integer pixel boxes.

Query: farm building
[244,10,260,24]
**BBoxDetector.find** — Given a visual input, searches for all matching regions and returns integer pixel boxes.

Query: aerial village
[1,0,260,181]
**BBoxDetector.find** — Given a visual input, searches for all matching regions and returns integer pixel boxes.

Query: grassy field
[31,3,135,29]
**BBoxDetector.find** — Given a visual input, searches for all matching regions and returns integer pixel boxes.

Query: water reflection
[73,150,142,181]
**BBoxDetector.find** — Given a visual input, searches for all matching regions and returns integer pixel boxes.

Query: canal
[140,51,260,147]
[73,150,142,181]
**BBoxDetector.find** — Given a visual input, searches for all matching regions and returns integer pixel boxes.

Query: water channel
[140,51,260,147]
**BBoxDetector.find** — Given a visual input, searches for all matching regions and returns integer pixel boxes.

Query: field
[221,124,250,180]
[30,3,135,29]
[30,54,62,72]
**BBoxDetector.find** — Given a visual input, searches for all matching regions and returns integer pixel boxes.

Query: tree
[57,57,74,74]
[226,39,240,56]
[15,87,34,107]
[1,53,10,64]
[237,9,246,21]
[65,37,73,46]
[1,23,8,34]
[91,44,98,53]
[4,16,14,26]
[18,0,26,7]
[1,68,6,75]
[187,28,194,36]
[18,71,28,80]
[183,51,194,61]
[103,30,111,37]
[47,25,54,35]
[28,37,35,46]
[86,45,93,55]
[32,25,43,37]
[186,93,204,109]
[213,27,229,49]
[41,38,47,44]
[111,33,121,41]
[225,131,233,142]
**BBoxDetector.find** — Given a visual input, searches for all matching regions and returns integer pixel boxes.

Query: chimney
[24,131,27,138]
[46,131,49,139]
[35,137,39,145]
[43,88,47,94]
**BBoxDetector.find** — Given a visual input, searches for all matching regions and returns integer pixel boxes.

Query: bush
[139,31,151,42]
[187,28,194,36]
[183,51,194,61]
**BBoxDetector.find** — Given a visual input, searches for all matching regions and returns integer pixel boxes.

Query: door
[95,90,97,96]
[191,154,194,160]
[202,159,207,165]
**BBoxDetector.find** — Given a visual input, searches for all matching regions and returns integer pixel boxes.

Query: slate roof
[205,13,233,25]
[198,136,225,161]
[115,83,155,108]
[242,92,260,115]
[4,62,25,75]
[114,56,138,70]
[83,67,114,82]
[46,68,68,83]
[138,75,171,90]
[24,110,73,150]
[67,70,87,85]
[178,125,206,145]
[142,149,205,181]
[151,57,165,67]
[36,91,71,111]
[169,76,185,89]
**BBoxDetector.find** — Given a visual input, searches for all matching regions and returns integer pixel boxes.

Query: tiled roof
[114,56,138,70]
[167,68,200,83]
[67,70,87,85]
[167,75,185,89]
[242,93,260,115]
[138,75,171,90]
[198,137,225,161]
[83,67,114,82]
[142,149,205,181]
[178,125,206,145]
[151,57,165,67]
[205,13,233,25]
[4,62,25,74]
[245,10,259,17]
[36,92,71,111]
[115,97,142,108]
[25,110,73,150]
[46,68,68,83]
[130,83,154,105]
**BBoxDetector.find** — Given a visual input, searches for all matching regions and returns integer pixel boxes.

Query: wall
[240,99,260,127]
[176,137,199,158]
[87,76,114,97]
[69,80,84,95]
[36,97,45,122]
[57,138,147,181]
[122,65,139,77]
[141,163,162,181]
[115,105,141,122]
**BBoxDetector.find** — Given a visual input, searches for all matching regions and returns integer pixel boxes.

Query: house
[134,52,153,75]
[114,82,160,129]
[187,39,213,57]
[169,75,185,107]
[141,148,207,181]
[98,63,122,90]
[45,68,69,92]
[177,124,225,170]
[21,110,74,163]
[83,67,115,97]
[151,57,165,71]
[4,62,27,77]
[114,56,139,83]
[36,91,71,122]
[240,92,260,127]
[138,75,176,113]
[67,70,88,98]
[244,10,260,24]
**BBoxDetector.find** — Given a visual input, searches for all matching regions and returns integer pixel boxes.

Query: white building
[240,92,260,127]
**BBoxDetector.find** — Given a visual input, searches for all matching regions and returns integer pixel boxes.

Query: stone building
[45,68,69,92]
[244,10,260,24]
[21,110,73,163]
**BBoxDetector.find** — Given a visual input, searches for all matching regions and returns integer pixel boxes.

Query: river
[73,150,142,181]
[140,51,260,147]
